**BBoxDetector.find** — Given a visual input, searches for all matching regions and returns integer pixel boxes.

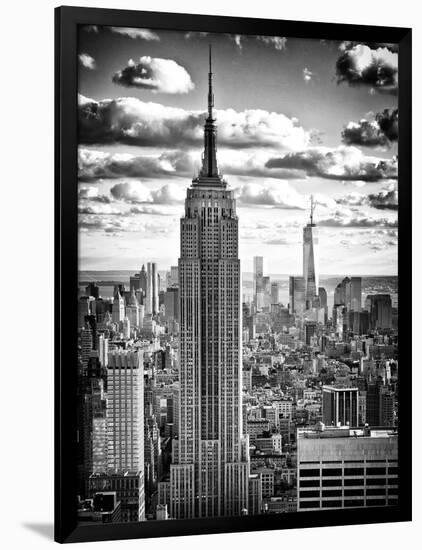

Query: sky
[77,26,398,275]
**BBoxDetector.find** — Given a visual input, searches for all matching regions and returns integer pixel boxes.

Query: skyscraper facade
[107,350,145,473]
[146,262,159,315]
[169,47,249,520]
[303,198,319,306]
[289,275,306,315]
[253,256,264,310]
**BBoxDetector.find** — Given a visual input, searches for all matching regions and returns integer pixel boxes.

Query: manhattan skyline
[78,27,398,276]
[77,28,399,523]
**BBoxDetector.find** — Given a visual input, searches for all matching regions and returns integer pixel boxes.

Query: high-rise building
[168,265,179,288]
[289,276,306,315]
[89,471,145,522]
[366,382,395,427]
[334,277,349,307]
[349,277,362,312]
[297,425,398,511]
[304,321,317,346]
[107,350,145,474]
[271,282,280,305]
[318,287,327,309]
[112,287,125,325]
[366,294,393,330]
[126,290,140,328]
[303,197,319,306]
[146,262,159,315]
[130,265,147,295]
[85,282,100,299]
[164,287,179,322]
[322,386,359,427]
[253,256,264,310]
[170,47,249,520]
[77,351,107,498]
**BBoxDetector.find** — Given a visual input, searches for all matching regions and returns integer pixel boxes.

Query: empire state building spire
[195,45,223,185]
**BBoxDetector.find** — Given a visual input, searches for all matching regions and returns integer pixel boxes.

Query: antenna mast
[208,44,214,119]
[310,195,315,225]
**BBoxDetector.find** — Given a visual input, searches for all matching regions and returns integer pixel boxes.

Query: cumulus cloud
[339,41,399,54]
[78,186,111,203]
[336,43,398,94]
[235,181,307,209]
[342,109,398,147]
[109,27,160,40]
[78,203,121,215]
[78,148,188,181]
[79,215,136,234]
[79,53,96,70]
[110,181,152,203]
[112,56,194,94]
[110,181,185,205]
[78,95,311,150]
[78,147,307,182]
[335,192,367,207]
[335,187,398,211]
[265,145,397,182]
[367,188,398,210]
[256,36,287,50]
[318,210,397,228]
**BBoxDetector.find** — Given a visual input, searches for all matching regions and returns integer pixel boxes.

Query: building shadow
[22,523,54,541]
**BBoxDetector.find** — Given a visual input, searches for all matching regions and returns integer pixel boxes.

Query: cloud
[336,43,398,94]
[318,210,397,228]
[81,25,160,41]
[339,41,399,54]
[78,186,111,203]
[79,215,135,234]
[265,145,397,182]
[265,237,293,245]
[109,27,160,40]
[303,68,313,82]
[129,205,172,216]
[112,56,194,94]
[78,147,307,182]
[78,203,121,215]
[151,183,186,204]
[335,192,367,207]
[342,109,398,147]
[235,181,307,209]
[78,95,311,150]
[78,148,187,181]
[110,181,152,203]
[78,53,96,70]
[335,187,398,211]
[256,36,287,50]
[367,188,398,210]
[110,181,185,205]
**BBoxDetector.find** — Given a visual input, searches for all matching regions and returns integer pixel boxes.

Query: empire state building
[169,47,250,519]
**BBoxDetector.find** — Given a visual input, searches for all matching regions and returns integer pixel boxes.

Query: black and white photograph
[75,22,402,525]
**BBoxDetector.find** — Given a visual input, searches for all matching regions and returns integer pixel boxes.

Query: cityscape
[77,29,398,523]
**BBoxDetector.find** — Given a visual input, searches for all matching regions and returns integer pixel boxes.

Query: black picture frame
[55,5,412,544]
